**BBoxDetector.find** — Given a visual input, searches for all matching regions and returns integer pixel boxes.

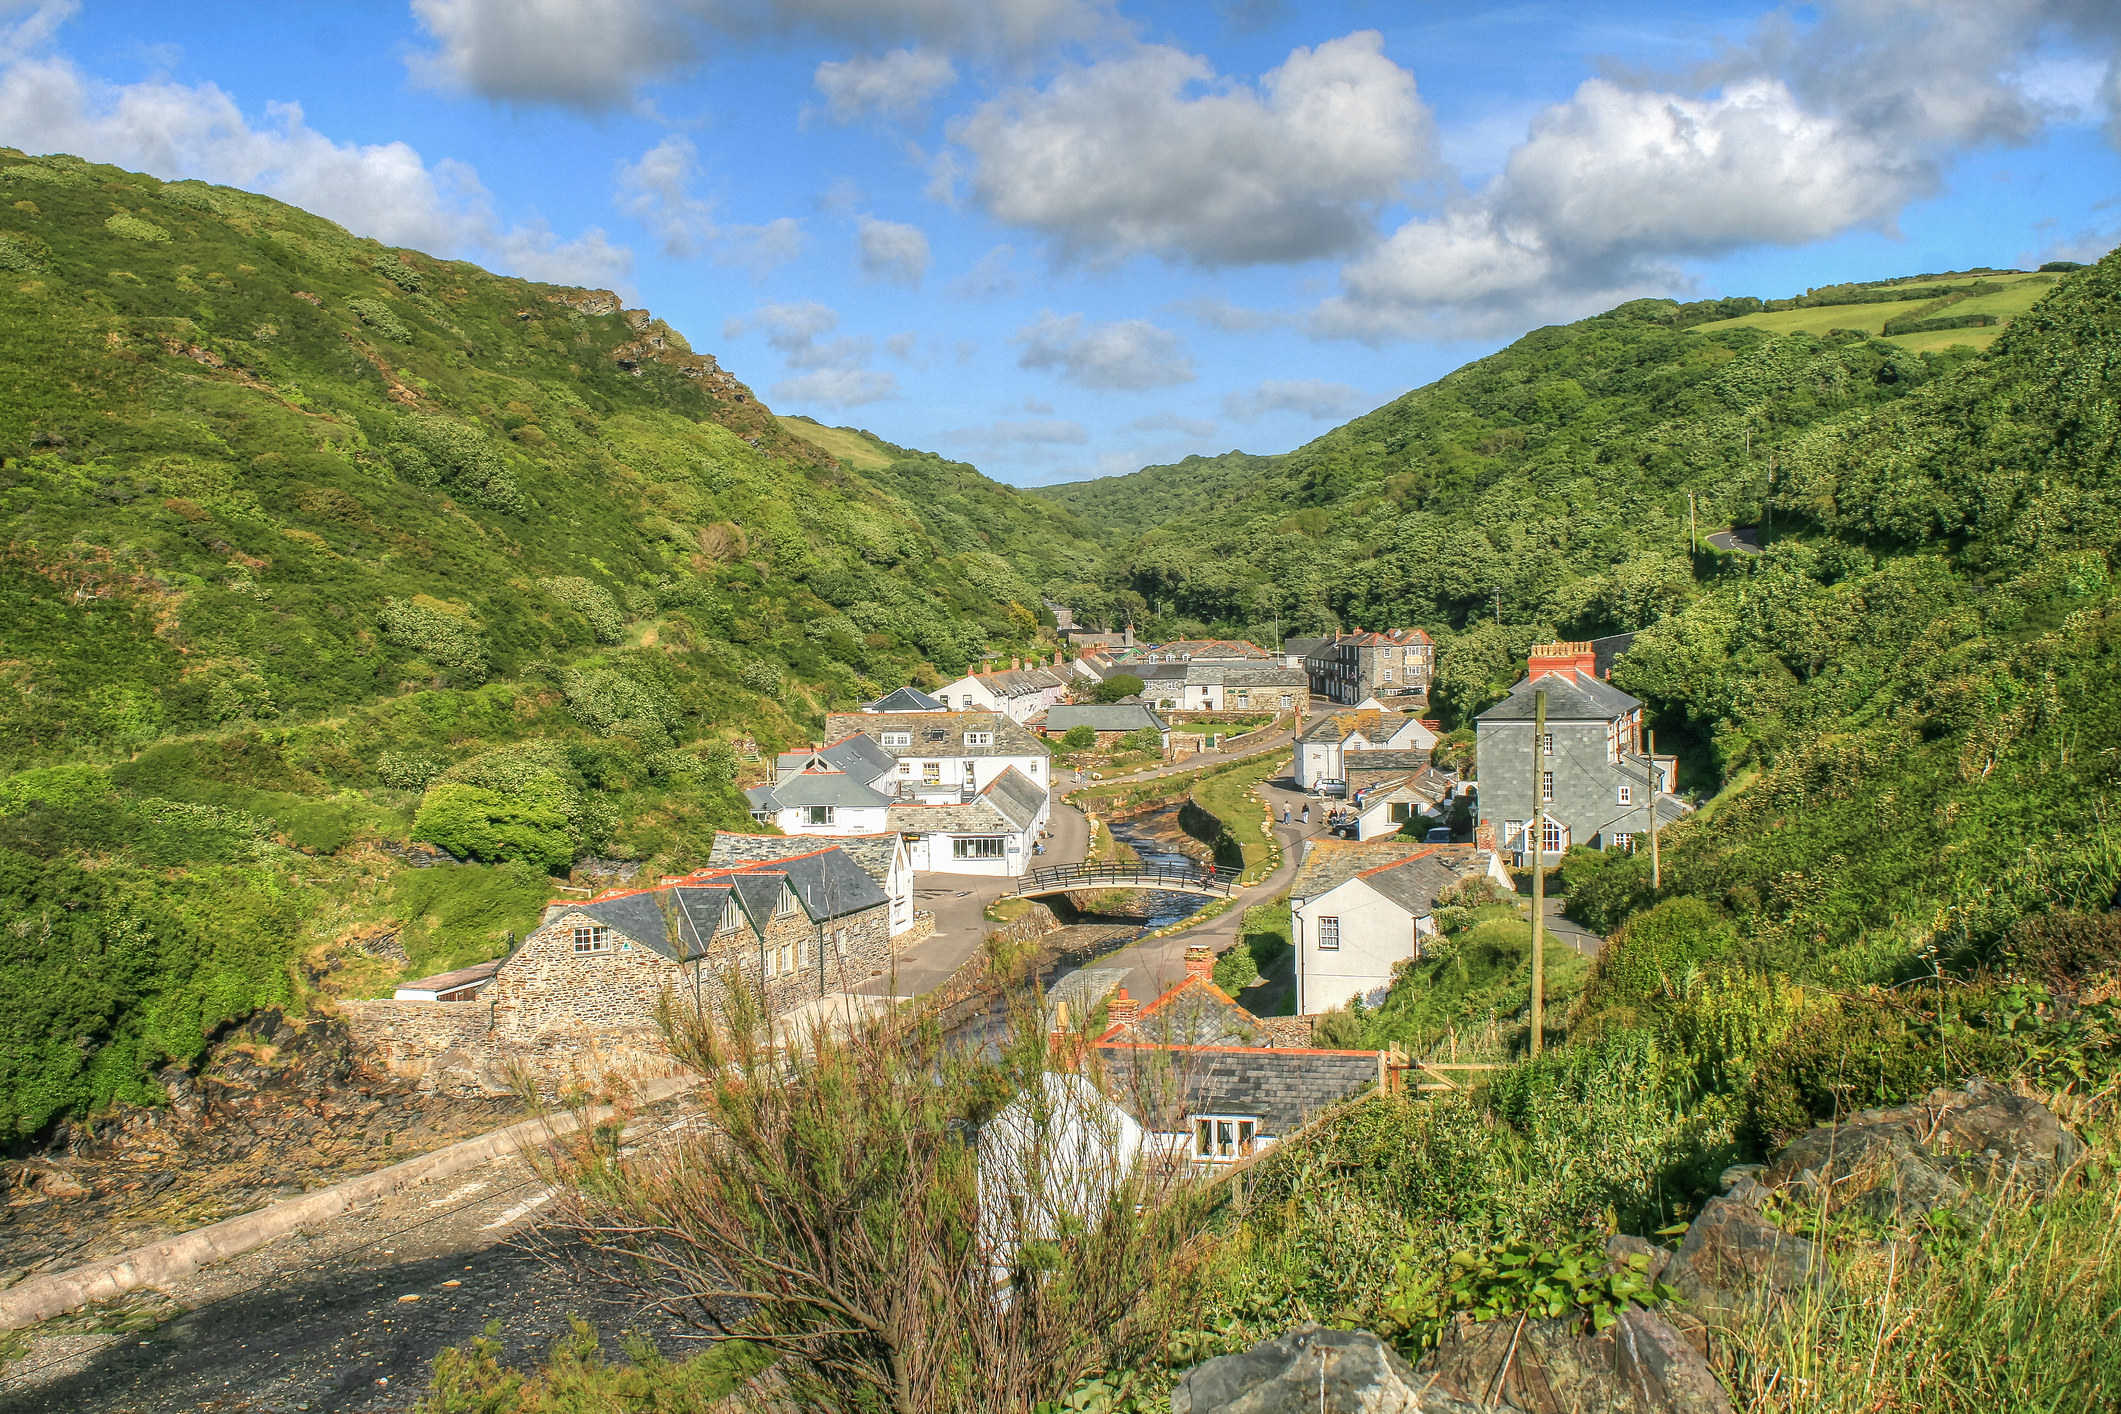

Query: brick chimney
[1184,946,1215,982]
[1105,987,1139,1025]
[1528,641,1596,682]
[1012,656,1022,671]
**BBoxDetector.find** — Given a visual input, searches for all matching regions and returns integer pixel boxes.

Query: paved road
[0,1147,680,1414]
[1704,526,1762,555]
[1532,895,1604,958]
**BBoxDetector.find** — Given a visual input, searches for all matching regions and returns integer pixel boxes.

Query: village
[354,625,1692,1172]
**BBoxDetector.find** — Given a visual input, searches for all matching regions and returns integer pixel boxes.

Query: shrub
[1213,941,1259,993]
[372,252,425,291]
[741,659,783,699]
[1061,724,1096,750]
[396,414,524,514]
[539,576,625,644]
[412,780,574,874]
[1117,726,1163,756]
[378,597,490,684]
[347,297,413,343]
[103,213,170,243]
[1579,897,1736,1013]
[376,751,446,791]
[1093,674,1144,703]
[0,230,51,272]
[562,665,680,745]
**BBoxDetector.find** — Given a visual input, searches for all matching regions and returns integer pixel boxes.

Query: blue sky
[3,0,2118,486]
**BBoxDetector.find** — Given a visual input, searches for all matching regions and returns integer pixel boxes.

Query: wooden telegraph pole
[1647,728,1662,891]
[1688,491,1698,555]
[1530,689,1546,1057]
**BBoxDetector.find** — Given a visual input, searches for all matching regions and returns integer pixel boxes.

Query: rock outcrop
[1171,1325,1482,1414]
[1413,1307,1733,1414]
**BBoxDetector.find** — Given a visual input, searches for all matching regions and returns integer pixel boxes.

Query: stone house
[1137,661,1309,714]
[1288,842,1510,1014]
[1086,950,1386,1167]
[1294,709,1440,789]
[341,846,894,1096]
[1473,642,1688,864]
[1304,629,1435,707]
[1107,638,1273,667]
[1034,703,1169,752]
[708,830,916,938]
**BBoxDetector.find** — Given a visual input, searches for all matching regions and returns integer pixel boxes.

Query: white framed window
[1542,819,1563,853]
[954,836,1007,860]
[774,888,797,917]
[1380,670,1392,682]
[573,925,611,954]
[1193,1115,1257,1161]
[1504,820,1523,847]
[1542,771,1554,802]
[805,805,836,825]
[1280,695,1293,709]
[718,902,741,934]
[965,731,994,746]
[1617,784,1633,806]
[781,940,797,974]
[922,761,943,782]
[881,731,912,747]
[1028,761,1040,775]
[1611,833,1633,853]
[1317,916,1340,951]
[1543,732,1554,755]
[898,762,911,776]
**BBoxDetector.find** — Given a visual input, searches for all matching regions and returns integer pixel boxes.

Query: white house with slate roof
[824,710,1053,804]
[935,662,1071,723]
[888,766,1048,875]
[1288,840,1509,1013]
[1294,709,1439,789]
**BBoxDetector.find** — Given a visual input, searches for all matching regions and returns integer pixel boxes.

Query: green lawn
[1688,271,2058,351]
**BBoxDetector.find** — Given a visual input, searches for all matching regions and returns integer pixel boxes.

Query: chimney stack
[1105,987,1139,1025]
[1184,946,1215,983]
[1012,656,1022,671]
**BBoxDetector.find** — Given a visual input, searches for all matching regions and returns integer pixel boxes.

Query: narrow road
[1704,526,1762,555]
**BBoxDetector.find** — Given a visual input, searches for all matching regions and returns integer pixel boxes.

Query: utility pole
[1688,491,1698,555]
[1647,728,1662,891]
[1530,689,1546,1058]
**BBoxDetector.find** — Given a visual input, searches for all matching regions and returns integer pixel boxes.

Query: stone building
[341,845,894,1096]
[1303,629,1435,706]
[1294,708,1439,789]
[1034,703,1169,751]
[1473,642,1688,864]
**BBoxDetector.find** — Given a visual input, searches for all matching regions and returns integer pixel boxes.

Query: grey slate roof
[888,797,1015,833]
[866,686,945,712]
[1187,661,1306,688]
[1038,704,1166,734]
[1288,839,1442,901]
[746,770,892,811]
[824,710,1050,759]
[1297,709,1409,745]
[397,959,504,992]
[972,666,1064,698]
[1098,1044,1378,1135]
[575,883,731,959]
[565,847,891,959]
[708,831,899,890]
[1361,854,1463,917]
[1342,749,1432,774]
[1476,671,1640,723]
[1281,635,1330,659]
[983,766,1047,831]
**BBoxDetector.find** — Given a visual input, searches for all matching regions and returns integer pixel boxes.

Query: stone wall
[341,898,895,1096]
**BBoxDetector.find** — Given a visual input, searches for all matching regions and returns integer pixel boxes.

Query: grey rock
[1171,1324,1482,1414]
[1664,1194,1834,1333]
[1413,1308,1733,1414]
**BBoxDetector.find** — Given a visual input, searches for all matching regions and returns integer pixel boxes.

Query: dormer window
[774,887,797,917]
[881,731,912,747]
[965,731,994,747]
[718,901,741,934]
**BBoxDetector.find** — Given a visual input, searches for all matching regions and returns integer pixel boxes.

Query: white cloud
[409,0,1111,111]
[615,134,805,273]
[813,47,955,122]
[1130,411,1218,438]
[772,367,899,407]
[1312,0,2121,340]
[941,418,1090,454]
[949,31,1439,266]
[0,44,629,287]
[1222,379,1365,422]
[409,0,694,109]
[952,243,1019,299]
[1014,310,1195,389]
[856,214,930,287]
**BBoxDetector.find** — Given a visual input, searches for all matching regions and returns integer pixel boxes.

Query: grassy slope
[0,149,1087,1137]
[1690,269,2060,350]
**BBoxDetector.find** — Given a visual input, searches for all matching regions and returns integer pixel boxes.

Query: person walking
[1281,805,1291,825]
[1300,805,1310,825]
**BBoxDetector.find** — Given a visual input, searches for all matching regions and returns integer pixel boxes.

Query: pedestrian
[1281,805,1291,825]
[1301,805,1310,824]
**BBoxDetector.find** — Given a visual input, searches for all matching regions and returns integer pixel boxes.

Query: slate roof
[1099,1045,1380,1136]
[774,733,897,786]
[745,769,892,812]
[1281,635,1330,660]
[1591,634,1636,680]
[1342,749,1432,774]
[708,831,899,889]
[1297,709,1407,745]
[824,710,1050,760]
[970,666,1065,698]
[1108,974,1263,1047]
[1112,638,1271,664]
[866,686,946,712]
[888,797,1017,833]
[983,766,1048,831]
[1288,839,1443,901]
[562,847,892,958]
[1476,670,1641,723]
[395,959,503,995]
[1360,853,1464,917]
[1038,704,1166,734]
[1186,661,1307,688]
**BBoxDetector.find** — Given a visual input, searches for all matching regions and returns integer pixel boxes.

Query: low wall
[337,998,686,1100]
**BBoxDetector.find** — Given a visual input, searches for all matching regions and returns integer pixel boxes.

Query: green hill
[0,149,1085,1136]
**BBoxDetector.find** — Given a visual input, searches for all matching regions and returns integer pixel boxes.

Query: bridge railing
[1008,860,1235,898]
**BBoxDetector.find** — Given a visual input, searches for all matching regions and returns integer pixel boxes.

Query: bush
[1580,898,1736,1013]
[1117,726,1163,756]
[104,213,170,243]
[378,597,490,684]
[412,780,575,874]
[1061,724,1096,751]
[539,576,625,644]
[1213,941,1259,993]
[347,297,413,343]
[372,252,425,292]
[397,414,524,514]
[1093,674,1144,703]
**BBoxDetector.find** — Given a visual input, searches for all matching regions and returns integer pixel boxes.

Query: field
[776,415,897,471]
[1689,270,2061,351]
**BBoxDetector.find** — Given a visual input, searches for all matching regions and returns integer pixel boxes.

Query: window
[573,925,611,954]
[718,902,741,934]
[1543,732,1554,756]
[831,927,848,957]
[1541,771,1554,802]
[1317,916,1341,951]
[965,731,993,747]
[1389,802,1414,823]
[1542,819,1563,853]
[1280,695,1293,709]
[1380,670,1392,682]
[897,762,911,776]
[1504,820,1523,847]
[959,696,975,710]
[954,836,1007,860]
[1028,761,1040,775]
[805,805,836,826]
[1193,1116,1257,1161]
[881,731,912,747]
[781,940,797,974]
[774,888,797,917]
[922,761,942,782]
[1616,784,1633,806]
[1610,833,1633,853]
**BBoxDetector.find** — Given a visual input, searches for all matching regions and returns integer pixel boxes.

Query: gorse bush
[380,597,490,684]
[539,576,624,645]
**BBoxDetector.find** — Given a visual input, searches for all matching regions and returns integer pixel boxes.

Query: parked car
[1313,779,1348,798]
[1423,827,1453,844]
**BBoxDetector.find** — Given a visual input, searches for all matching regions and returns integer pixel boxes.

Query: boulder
[1763,1079,2082,1221]
[1661,1193,1834,1334]
[1412,1308,1732,1414]
[1170,1325,1482,1414]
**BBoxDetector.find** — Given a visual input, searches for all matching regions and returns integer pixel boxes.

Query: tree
[1117,726,1164,756]
[1093,673,1143,703]
[1060,724,1096,750]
